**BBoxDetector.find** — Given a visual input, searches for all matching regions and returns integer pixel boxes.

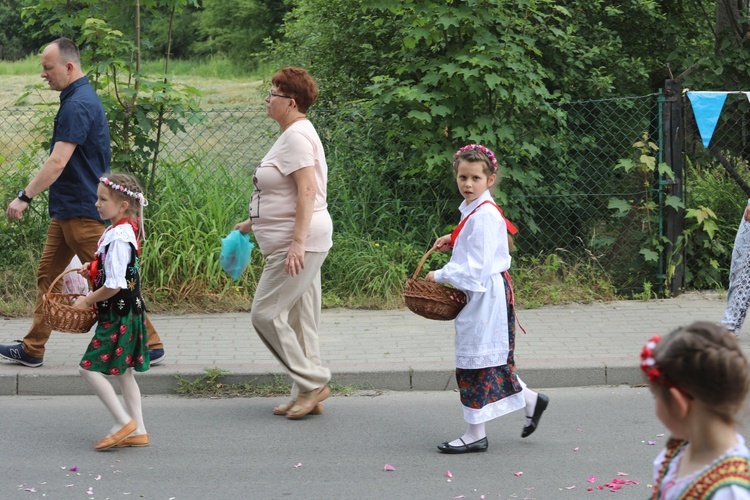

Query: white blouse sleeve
[434,211,500,292]
[102,239,132,290]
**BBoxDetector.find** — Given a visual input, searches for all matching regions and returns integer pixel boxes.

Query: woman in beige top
[235,67,333,419]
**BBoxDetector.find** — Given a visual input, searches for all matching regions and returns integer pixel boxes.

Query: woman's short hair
[272,67,319,113]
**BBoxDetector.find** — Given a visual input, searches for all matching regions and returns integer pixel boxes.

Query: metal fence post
[662,79,685,295]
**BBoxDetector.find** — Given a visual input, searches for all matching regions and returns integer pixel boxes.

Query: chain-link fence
[682,92,750,289]
[0,95,699,294]
[523,95,661,291]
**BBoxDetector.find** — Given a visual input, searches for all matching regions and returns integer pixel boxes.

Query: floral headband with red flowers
[640,335,674,388]
[454,144,498,173]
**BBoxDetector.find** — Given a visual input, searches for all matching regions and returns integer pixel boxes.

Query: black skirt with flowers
[79,242,150,375]
[456,272,523,414]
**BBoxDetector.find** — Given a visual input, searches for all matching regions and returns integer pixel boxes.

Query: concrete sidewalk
[0,291,735,395]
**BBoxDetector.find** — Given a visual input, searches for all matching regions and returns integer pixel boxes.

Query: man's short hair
[51,37,81,66]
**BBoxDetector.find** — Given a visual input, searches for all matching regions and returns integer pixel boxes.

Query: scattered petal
[453,496,465,499]
[480,496,485,499]
[648,441,656,445]
[24,488,37,492]
[617,472,629,476]
[565,485,576,489]
[66,485,74,488]
[656,433,664,437]
[587,487,593,491]
[574,447,579,452]
[68,466,78,472]
[294,463,302,468]
[587,476,596,483]
[384,464,396,471]
[445,470,453,478]
[514,471,523,476]
[95,475,101,480]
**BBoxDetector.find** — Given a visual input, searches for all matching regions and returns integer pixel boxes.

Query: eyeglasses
[268,90,292,99]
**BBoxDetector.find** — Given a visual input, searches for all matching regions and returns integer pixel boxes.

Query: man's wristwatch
[17,189,32,203]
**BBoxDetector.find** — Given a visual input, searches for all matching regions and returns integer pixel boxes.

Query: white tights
[78,367,147,436]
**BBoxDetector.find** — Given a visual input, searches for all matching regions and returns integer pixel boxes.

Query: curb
[0,361,644,396]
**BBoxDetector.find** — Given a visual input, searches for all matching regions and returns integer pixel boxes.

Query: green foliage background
[2,0,750,315]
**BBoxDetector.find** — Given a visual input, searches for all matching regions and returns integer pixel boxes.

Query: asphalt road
[1,386,718,499]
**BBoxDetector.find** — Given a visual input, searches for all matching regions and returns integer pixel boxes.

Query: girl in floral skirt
[425,144,549,454]
[73,173,151,450]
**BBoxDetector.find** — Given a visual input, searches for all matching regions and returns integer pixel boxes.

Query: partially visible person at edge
[721,202,750,337]
[425,144,549,454]
[642,322,750,499]
[0,37,166,368]
[234,67,333,419]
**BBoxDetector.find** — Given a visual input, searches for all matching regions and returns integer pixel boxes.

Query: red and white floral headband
[640,335,674,388]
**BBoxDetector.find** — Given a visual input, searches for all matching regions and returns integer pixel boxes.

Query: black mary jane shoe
[521,393,550,438]
[437,436,488,454]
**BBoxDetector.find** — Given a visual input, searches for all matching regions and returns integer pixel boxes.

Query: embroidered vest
[92,242,145,319]
[653,439,750,499]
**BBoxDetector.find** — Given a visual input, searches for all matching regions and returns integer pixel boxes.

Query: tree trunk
[716,0,749,41]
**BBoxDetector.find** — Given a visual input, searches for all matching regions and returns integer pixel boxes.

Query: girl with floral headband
[425,144,549,454]
[642,321,750,499]
[72,173,151,450]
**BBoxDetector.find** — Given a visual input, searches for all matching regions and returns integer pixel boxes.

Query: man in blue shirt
[1,38,166,367]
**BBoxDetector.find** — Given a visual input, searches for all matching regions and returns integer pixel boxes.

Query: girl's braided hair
[652,321,750,423]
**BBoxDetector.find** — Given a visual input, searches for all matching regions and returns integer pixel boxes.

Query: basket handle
[412,247,436,281]
[48,267,86,295]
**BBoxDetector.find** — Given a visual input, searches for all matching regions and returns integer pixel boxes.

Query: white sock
[524,388,539,423]
[449,422,486,446]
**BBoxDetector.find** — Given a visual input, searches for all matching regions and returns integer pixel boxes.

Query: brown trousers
[22,217,163,358]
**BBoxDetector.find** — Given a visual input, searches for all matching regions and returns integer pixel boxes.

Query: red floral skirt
[80,310,150,375]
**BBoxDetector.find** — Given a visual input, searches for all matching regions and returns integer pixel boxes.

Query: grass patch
[512,251,618,309]
[175,368,358,399]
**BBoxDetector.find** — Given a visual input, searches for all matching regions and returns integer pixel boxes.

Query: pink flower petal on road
[648,441,656,445]
[587,476,596,483]
[68,466,78,472]
[384,464,396,471]
[574,447,579,451]
[453,496,465,499]
[513,471,523,476]
[24,488,37,492]
[564,485,576,490]
[294,463,302,468]
[617,472,629,476]
[445,470,453,478]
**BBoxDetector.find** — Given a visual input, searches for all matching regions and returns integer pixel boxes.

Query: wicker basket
[403,248,467,321]
[42,269,97,333]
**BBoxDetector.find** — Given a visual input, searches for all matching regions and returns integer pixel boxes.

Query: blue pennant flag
[687,91,728,148]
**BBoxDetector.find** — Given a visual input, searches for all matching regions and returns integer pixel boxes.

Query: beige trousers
[251,251,330,396]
